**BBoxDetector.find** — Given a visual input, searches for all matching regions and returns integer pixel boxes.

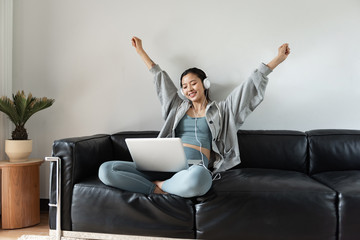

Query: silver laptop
[125,138,188,172]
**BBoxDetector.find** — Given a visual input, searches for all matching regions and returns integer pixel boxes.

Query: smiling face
[181,73,206,103]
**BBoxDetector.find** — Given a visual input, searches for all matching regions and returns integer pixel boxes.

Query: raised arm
[221,43,291,128]
[266,43,291,70]
[131,36,156,70]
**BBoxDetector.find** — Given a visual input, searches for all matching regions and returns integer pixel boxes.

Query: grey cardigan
[150,63,272,172]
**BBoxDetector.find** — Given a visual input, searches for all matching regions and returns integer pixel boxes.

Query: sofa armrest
[49,134,112,230]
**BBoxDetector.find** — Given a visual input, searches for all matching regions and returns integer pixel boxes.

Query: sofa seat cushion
[195,169,337,240]
[71,177,195,239]
[313,170,360,240]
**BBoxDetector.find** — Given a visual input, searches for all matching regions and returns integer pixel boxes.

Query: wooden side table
[0,159,44,229]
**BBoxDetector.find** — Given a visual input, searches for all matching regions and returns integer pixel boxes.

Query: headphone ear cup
[203,78,211,89]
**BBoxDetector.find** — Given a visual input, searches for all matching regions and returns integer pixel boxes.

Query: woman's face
[181,73,206,102]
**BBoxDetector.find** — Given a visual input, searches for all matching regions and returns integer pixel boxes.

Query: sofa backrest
[109,129,360,175]
[236,130,308,173]
[307,129,360,175]
[111,131,159,161]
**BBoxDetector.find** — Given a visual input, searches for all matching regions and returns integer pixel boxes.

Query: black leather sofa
[49,129,360,240]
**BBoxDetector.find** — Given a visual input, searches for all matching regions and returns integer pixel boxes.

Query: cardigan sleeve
[220,63,272,129]
[150,64,183,120]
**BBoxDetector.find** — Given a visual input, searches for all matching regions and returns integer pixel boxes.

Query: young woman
[98,37,290,197]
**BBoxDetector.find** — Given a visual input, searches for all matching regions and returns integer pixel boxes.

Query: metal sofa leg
[45,157,61,240]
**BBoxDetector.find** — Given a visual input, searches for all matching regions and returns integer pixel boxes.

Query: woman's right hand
[131,36,155,70]
[131,36,145,54]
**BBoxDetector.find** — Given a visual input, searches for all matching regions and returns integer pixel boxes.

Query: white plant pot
[5,139,33,162]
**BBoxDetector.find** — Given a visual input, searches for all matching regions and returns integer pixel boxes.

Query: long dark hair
[180,67,210,101]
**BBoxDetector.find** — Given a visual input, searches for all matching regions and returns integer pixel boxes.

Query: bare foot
[152,181,167,194]
[153,180,164,188]
[153,186,167,194]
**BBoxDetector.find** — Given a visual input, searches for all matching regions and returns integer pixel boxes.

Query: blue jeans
[98,147,212,197]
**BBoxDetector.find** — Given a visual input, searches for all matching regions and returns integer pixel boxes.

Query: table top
[0,159,44,168]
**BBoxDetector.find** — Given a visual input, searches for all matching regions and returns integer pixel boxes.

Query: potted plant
[0,91,55,162]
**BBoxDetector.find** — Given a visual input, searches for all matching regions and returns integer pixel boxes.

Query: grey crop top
[175,114,212,149]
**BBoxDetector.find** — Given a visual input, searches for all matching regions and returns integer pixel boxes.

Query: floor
[0,212,181,240]
[0,211,49,240]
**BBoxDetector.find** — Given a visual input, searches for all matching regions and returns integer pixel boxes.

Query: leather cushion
[71,177,195,239]
[307,129,360,174]
[196,169,337,240]
[313,170,360,240]
[111,131,159,161]
[237,130,307,172]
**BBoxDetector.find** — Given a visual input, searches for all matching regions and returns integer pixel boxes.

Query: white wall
[12,0,360,198]
[1,0,13,160]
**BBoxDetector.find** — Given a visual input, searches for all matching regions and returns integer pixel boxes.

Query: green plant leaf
[0,96,19,125]
[0,91,55,139]
[22,97,55,125]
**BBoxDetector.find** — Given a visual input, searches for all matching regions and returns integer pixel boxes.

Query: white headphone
[203,78,211,90]
[181,78,211,96]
